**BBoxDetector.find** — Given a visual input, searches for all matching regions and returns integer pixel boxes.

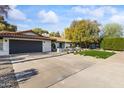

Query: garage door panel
[9,40,42,54]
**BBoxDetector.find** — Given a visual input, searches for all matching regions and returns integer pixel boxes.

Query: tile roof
[0,30,72,42]
[0,31,55,40]
[17,30,41,35]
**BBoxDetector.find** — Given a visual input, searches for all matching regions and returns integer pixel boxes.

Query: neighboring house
[0,30,72,56]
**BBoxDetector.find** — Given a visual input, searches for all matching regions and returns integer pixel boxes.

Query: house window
[0,39,3,50]
[59,43,63,48]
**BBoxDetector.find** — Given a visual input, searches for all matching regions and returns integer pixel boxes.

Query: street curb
[11,53,68,64]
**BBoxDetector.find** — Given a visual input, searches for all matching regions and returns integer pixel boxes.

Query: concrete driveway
[12,52,124,88]
[12,54,95,88]
[51,62,124,88]
[51,52,124,88]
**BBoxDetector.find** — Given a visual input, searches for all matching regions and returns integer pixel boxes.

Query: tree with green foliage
[101,38,124,51]
[0,6,17,31]
[0,16,17,31]
[49,31,61,37]
[55,31,61,37]
[64,19,100,48]
[32,28,49,35]
[103,23,123,38]
[0,23,6,31]
[49,32,55,37]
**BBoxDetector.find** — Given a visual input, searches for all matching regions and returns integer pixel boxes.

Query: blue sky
[7,5,124,33]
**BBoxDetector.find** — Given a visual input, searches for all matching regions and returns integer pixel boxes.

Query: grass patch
[77,50,115,59]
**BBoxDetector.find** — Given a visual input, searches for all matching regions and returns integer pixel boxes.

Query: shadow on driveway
[15,69,38,83]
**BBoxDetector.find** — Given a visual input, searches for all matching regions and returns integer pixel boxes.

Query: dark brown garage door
[9,40,42,54]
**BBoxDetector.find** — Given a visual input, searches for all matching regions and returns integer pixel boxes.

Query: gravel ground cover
[0,61,19,88]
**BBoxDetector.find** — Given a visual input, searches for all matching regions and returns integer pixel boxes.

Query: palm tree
[0,5,10,17]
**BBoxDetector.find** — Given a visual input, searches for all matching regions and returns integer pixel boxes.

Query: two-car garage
[9,40,43,54]
[0,30,53,55]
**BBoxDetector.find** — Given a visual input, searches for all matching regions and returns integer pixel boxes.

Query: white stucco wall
[55,42,71,49]
[55,42,59,48]
[65,43,71,48]
[0,38,9,56]
[42,40,51,52]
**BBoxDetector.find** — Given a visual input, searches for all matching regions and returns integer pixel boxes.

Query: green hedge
[101,38,124,51]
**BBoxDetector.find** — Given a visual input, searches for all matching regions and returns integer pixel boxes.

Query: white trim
[6,37,51,41]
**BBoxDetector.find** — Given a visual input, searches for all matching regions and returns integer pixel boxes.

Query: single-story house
[0,30,72,56]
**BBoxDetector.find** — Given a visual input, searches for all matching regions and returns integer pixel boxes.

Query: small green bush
[101,38,124,51]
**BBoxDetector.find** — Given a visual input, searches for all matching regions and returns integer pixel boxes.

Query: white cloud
[109,13,124,24]
[8,6,30,21]
[76,17,82,20]
[16,24,30,31]
[17,24,30,28]
[38,10,59,24]
[72,6,90,14]
[72,6,117,18]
